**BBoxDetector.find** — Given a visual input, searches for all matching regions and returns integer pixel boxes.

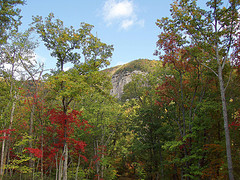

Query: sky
[18,0,230,71]
[19,0,173,71]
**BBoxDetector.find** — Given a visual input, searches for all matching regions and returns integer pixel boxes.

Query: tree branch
[200,62,219,77]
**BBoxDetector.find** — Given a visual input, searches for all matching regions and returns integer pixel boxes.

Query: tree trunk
[213,1,234,178]
[95,140,100,180]
[55,153,58,180]
[0,132,6,179]
[62,143,68,180]
[101,152,104,179]
[62,100,68,180]
[41,125,44,180]
[75,155,81,180]
[0,101,16,178]
[218,65,234,180]
[58,156,63,180]
[29,104,35,179]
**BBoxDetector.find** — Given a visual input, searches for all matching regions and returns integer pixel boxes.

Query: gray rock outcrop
[110,70,143,98]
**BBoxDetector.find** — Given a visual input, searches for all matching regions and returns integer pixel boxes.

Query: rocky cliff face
[110,70,143,98]
[103,59,159,98]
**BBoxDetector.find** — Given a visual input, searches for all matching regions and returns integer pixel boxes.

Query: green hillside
[103,59,160,76]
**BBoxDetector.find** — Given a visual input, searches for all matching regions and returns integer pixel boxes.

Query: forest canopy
[0,0,239,180]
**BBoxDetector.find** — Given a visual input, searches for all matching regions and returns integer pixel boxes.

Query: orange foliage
[202,144,226,179]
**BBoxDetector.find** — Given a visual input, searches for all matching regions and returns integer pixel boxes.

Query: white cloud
[121,19,134,29]
[102,0,144,30]
[104,0,133,21]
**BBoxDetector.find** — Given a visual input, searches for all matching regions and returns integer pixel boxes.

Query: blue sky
[19,0,230,71]
[19,0,172,70]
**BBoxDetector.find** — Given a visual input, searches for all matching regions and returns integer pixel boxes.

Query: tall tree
[156,0,239,179]
[32,13,113,180]
[154,36,213,178]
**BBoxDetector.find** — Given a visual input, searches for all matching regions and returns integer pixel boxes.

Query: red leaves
[71,139,87,152]
[155,77,175,107]
[47,108,90,139]
[94,174,104,180]
[43,108,90,165]
[155,32,194,72]
[0,129,16,135]
[43,147,59,161]
[229,109,240,130]
[229,120,240,129]
[26,147,43,158]
[92,145,107,165]
[48,108,83,126]
[0,129,16,141]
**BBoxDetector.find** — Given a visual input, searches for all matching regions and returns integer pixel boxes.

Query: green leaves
[31,13,113,72]
[0,0,24,44]
[162,140,184,151]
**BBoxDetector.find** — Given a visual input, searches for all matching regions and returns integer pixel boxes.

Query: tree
[31,13,113,180]
[120,69,166,179]
[154,36,215,178]
[76,72,122,179]
[0,0,24,44]
[31,13,113,73]
[0,30,38,178]
[155,0,239,179]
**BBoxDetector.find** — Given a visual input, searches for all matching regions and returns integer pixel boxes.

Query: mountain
[103,59,159,98]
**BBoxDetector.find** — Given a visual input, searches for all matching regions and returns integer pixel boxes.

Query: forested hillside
[0,0,239,180]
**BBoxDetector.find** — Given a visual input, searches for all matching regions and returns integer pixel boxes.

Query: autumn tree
[31,13,113,180]
[156,0,239,179]
[154,50,220,178]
